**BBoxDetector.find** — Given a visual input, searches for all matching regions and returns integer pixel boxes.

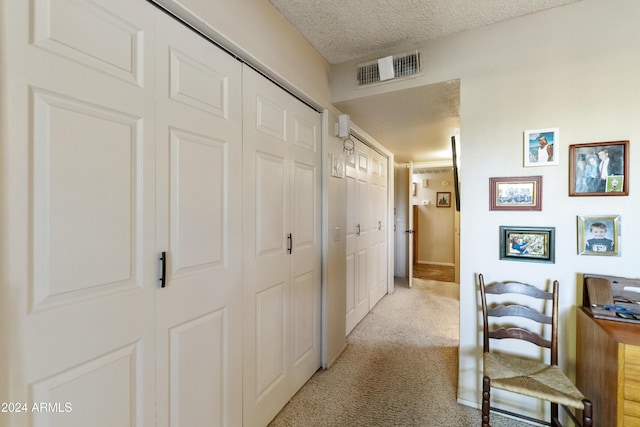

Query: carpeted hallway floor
[268,276,529,427]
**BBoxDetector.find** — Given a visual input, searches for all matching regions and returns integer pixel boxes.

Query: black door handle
[159,251,167,288]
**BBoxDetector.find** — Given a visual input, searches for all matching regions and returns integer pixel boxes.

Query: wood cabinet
[577,308,640,426]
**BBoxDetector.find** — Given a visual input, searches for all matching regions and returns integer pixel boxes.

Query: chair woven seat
[478,274,593,426]
[484,352,585,410]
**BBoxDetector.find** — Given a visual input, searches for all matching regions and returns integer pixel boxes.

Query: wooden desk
[577,307,640,427]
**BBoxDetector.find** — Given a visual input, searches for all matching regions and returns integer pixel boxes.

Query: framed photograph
[524,128,559,167]
[569,141,629,196]
[577,215,620,256]
[499,226,555,263]
[489,176,542,211]
[331,153,345,178]
[436,192,451,208]
[412,182,417,196]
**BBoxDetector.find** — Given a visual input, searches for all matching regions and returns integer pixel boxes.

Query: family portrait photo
[489,176,542,211]
[569,141,629,196]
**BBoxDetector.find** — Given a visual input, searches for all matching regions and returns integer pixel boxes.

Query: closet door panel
[370,150,388,307]
[155,11,243,427]
[4,1,157,426]
[345,153,359,334]
[243,67,292,427]
[243,66,321,427]
[288,105,321,391]
[355,143,371,323]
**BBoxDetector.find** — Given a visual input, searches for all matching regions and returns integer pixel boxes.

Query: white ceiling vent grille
[356,51,421,86]
[413,167,451,175]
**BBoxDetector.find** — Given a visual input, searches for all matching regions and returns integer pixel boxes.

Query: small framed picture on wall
[524,128,559,167]
[436,192,451,208]
[489,176,542,211]
[499,226,555,263]
[577,215,621,256]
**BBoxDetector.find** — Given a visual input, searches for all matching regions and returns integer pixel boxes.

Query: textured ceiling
[270,0,581,64]
[270,0,582,164]
[334,80,460,164]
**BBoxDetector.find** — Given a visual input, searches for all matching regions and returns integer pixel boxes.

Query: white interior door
[369,150,388,308]
[345,140,372,334]
[345,149,358,333]
[242,66,321,427]
[408,161,415,288]
[154,11,243,427]
[2,0,156,425]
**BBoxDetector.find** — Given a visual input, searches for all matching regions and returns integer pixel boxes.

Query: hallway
[268,277,527,426]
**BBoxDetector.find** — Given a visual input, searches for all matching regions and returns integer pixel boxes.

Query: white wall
[458,1,640,416]
[330,0,640,419]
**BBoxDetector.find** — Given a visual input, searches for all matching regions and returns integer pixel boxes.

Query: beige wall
[330,0,640,419]
[412,171,455,265]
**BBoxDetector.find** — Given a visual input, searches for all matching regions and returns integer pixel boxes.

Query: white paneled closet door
[345,140,372,335]
[154,12,243,427]
[2,0,157,426]
[369,150,388,308]
[242,66,322,427]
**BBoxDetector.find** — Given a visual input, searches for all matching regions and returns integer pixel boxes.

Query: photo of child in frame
[578,216,620,256]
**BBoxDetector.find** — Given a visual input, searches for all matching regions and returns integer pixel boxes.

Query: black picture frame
[499,226,555,263]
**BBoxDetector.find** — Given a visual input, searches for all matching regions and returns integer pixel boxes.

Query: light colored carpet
[268,277,530,427]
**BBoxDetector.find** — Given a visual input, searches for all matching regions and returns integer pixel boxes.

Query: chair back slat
[479,273,559,364]
[484,281,553,300]
[488,304,552,324]
[489,327,551,348]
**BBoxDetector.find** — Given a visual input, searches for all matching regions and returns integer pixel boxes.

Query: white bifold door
[369,149,388,308]
[345,140,388,335]
[242,67,322,426]
[2,1,246,426]
[154,11,244,427]
[1,0,160,425]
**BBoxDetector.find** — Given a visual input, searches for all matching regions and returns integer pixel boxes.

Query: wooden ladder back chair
[478,274,593,427]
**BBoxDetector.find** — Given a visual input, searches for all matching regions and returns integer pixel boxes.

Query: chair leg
[582,399,592,427]
[482,376,491,427]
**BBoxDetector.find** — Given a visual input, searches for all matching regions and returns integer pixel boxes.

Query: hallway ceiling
[270,0,582,164]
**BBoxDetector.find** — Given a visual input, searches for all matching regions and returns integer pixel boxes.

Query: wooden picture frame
[524,128,559,167]
[436,192,451,208]
[577,215,620,256]
[499,226,555,263]
[569,140,629,196]
[489,176,542,211]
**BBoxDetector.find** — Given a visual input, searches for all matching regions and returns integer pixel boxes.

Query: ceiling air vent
[413,167,451,175]
[356,50,421,86]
